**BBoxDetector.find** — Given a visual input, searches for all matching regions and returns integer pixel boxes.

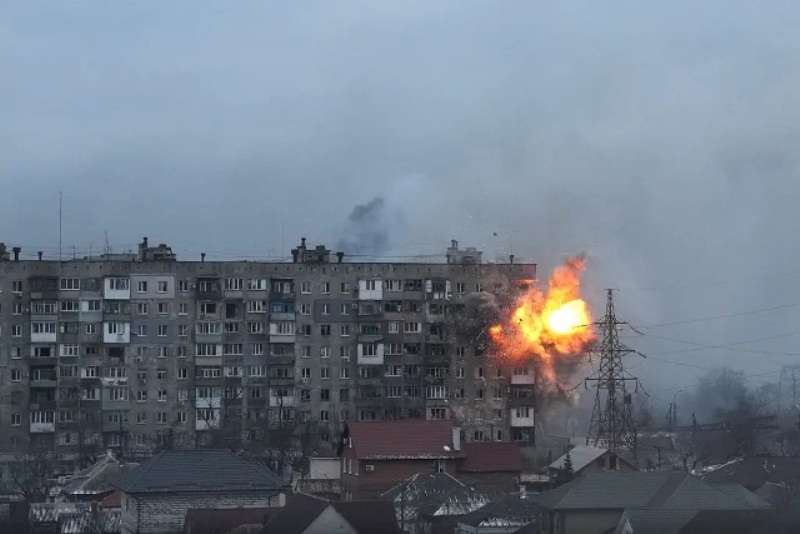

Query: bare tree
[9,443,58,503]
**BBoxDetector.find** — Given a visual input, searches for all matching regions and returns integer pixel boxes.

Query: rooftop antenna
[58,190,63,262]
[104,230,111,255]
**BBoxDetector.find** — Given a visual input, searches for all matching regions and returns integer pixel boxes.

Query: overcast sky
[3,1,800,398]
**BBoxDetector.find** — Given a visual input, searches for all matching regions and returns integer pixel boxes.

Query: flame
[490,256,595,380]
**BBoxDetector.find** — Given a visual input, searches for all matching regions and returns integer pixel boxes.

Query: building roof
[381,472,488,519]
[457,493,542,530]
[113,450,286,494]
[184,507,271,534]
[348,420,462,460]
[460,442,523,473]
[332,501,400,534]
[534,471,770,511]
[62,452,137,497]
[616,508,698,534]
[548,446,609,473]
[702,456,800,490]
[261,494,329,534]
[262,494,399,534]
[29,503,121,534]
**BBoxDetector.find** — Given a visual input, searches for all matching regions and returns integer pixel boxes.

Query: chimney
[291,250,299,263]
[451,239,458,249]
[336,252,344,263]
[12,247,20,261]
[301,237,307,248]
[509,254,515,264]
[200,252,206,263]
[37,251,43,261]
[143,236,148,248]
[451,426,461,452]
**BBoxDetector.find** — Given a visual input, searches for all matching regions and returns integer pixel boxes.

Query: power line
[633,302,800,329]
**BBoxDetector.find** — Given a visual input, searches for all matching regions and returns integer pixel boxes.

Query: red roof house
[341,420,464,499]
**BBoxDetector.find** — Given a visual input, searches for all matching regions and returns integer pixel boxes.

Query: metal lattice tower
[586,289,640,455]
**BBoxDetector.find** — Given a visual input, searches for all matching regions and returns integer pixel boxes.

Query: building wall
[558,510,621,534]
[0,247,536,464]
[120,490,284,534]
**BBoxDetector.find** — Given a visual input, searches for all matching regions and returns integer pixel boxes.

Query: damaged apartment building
[0,238,537,464]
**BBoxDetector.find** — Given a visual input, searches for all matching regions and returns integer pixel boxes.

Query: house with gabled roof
[261,493,399,534]
[533,471,770,534]
[113,449,288,534]
[547,446,636,481]
[341,420,465,500]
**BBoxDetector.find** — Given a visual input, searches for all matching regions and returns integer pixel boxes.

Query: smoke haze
[2,1,800,398]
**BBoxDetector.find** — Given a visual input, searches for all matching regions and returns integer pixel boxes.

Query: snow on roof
[548,446,609,473]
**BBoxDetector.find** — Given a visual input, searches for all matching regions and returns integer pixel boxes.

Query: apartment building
[0,238,537,464]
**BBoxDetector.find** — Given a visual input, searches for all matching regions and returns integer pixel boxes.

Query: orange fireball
[490,256,595,380]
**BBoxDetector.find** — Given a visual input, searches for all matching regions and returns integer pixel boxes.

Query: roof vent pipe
[200,252,206,263]
[12,247,20,261]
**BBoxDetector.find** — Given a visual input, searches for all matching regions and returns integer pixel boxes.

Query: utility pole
[585,289,642,460]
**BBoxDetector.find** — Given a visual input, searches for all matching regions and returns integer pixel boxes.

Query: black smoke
[336,197,390,255]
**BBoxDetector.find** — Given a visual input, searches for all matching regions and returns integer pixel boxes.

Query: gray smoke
[337,197,390,255]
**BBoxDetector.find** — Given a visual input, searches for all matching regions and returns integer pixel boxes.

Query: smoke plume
[337,197,390,255]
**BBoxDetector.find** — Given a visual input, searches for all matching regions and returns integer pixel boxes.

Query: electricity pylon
[586,289,642,457]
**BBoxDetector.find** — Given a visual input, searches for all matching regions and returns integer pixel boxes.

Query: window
[158,390,167,402]
[177,411,187,424]
[249,278,267,290]
[60,300,80,312]
[157,412,168,424]
[136,391,148,402]
[248,321,265,334]
[515,407,531,418]
[178,324,188,337]
[136,412,147,424]
[426,385,448,399]
[109,388,128,401]
[157,324,168,337]
[321,281,330,294]
[362,343,379,357]
[32,322,56,334]
[339,346,351,359]
[195,344,219,356]
[158,302,169,314]
[387,321,400,334]
[404,321,422,334]
[247,300,266,313]
[301,281,312,294]
[339,324,351,337]
[137,281,148,293]
[178,302,188,315]
[60,278,80,290]
[340,303,350,316]
[136,302,149,315]
[301,346,312,358]
[429,407,447,420]
[250,343,264,355]
[109,278,129,291]
[386,386,402,398]
[340,281,351,294]
[320,324,331,336]
[176,345,187,357]
[60,344,79,357]
[85,323,96,335]
[475,367,484,378]
[225,278,243,291]
[301,368,311,379]
[135,324,147,337]
[12,280,23,293]
[200,302,217,315]
[384,279,402,292]
[157,369,167,380]
[195,321,221,335]
[159,346,170,358]
[224,343,243,355]
[11,413,21,426]
[320,410,330,422]
[177,368,188,380]
[339,367,350,379]
[178,279,190,292]
[157,280,168,293]
[320,367,330,379]
[299,303,311,315]
[13,302,23,315]
[320,346,331,359]
[365,280,377,290]
[10,369,22,382]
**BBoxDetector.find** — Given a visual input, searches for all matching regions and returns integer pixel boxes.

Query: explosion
[490,256,595,381]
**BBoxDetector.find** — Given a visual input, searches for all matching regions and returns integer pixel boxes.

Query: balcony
[103,323,130,344]
[510,407,535,428]
[511,370,535,385]
[357,343,384,365]
[104,278,131,300]
[31,330,57,344]
[269,395,296,408]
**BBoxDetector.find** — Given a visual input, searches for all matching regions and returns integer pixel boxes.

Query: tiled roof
[535,471,769,511]
[381,472,488,519]
[113,449,286,494]
[184,507,272,534]
[62,452,137,496]
[348,420,462,460]
[461,442,522,473]
[332,500,400,534]
[457,493,542,529]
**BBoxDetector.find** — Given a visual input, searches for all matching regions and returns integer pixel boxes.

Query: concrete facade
[0,238,536,464]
